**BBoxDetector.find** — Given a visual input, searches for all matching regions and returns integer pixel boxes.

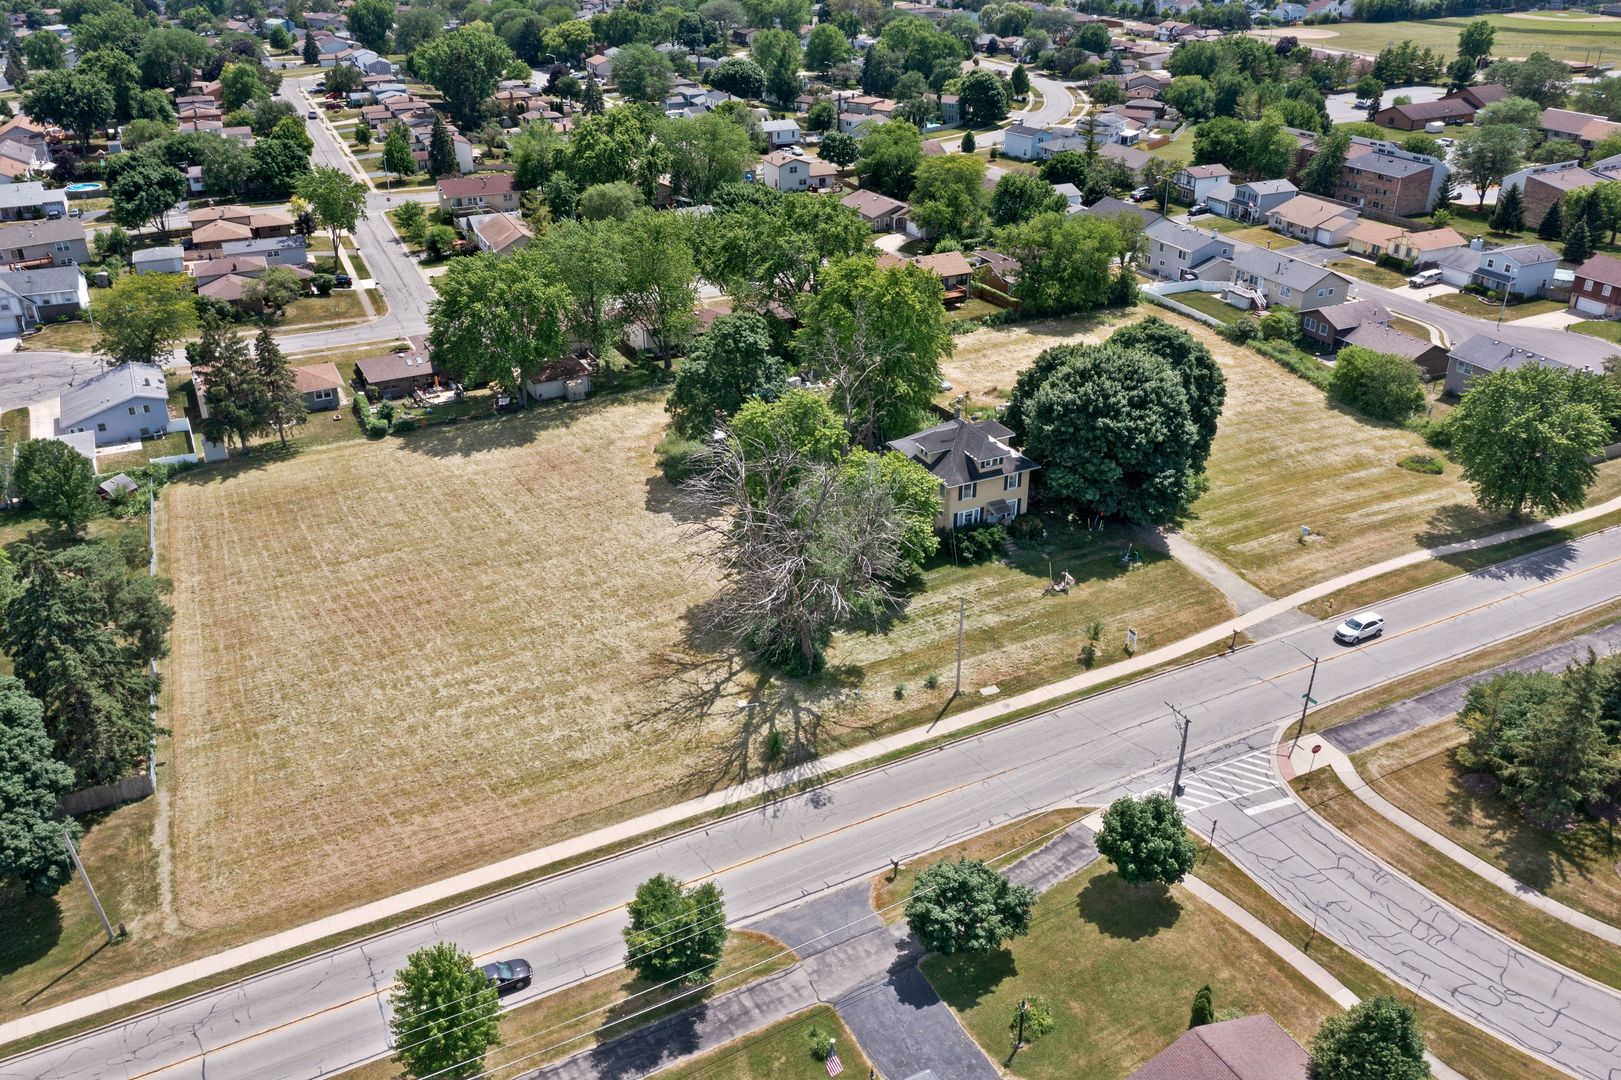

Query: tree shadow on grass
[919,947,1017,1011]
[0,881,65,990]
[1075,872,1182,941]
[584,986,711,1080]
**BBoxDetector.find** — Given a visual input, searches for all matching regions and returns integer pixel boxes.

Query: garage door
[1576,295,1609,316]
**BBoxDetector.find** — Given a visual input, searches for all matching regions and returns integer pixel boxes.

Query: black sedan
[481,958,533,994]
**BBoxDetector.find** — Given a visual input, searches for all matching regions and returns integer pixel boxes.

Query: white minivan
[1408,268,1442,288]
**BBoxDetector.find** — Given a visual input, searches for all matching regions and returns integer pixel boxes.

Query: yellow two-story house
[887,416,1040,531]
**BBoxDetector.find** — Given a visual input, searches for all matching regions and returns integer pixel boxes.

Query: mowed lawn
[1290,14,1621,62]
[924,864,1339,1079]
[158,380,1235,936]
[1179,320,1621,597]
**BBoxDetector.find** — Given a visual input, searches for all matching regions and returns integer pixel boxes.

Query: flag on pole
[825,1049,844,1076]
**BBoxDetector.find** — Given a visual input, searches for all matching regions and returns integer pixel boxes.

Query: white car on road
[1333,611,1385,644]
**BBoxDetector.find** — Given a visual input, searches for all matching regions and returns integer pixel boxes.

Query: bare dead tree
[681,429,911,674]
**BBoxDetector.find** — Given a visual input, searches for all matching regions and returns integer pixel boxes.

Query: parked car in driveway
[1333,612,1384,644]
[1407,268,1442,288]
[481,958,532,994]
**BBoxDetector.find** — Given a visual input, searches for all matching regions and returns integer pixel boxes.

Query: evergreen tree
[961,129,975,153]
[1189,985,1215,1028]
[1491,183,1524,233]
[4,48,27,91]
[1565,217,1594,264]
[0,677,78,896]
[1010,64,1029,98]
[1538,199,1563,241]
[195,317,269,452]
[302,30,319,67]
[582,74,604,115]
[427,114,458,177]
[255,331,305,448]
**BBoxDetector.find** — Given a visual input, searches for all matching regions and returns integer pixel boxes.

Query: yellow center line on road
[118,543,1621,1078]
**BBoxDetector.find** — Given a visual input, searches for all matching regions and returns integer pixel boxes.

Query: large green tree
[1310,996,1430,1080]
[427,114,459,178]
[536,218,626,366]
[382,124,416,187]
[908,153,988,238]
[1329,345,1425,422]
[296,166,369,265]
[0,677,78,896]
[904,858,1036,954]
[3,543,169,785]
[1451,364,1614,517]
[957,68,1009,127]
[613,42,673,102]
[623,873,728,983]
[411,23,516,130]
[751,28,802,105]
[255,330,304,448]
[1299,131,1350,198]
[347,0,394,52]
[996,213,1125,318]
[662,112,758,203]
[11,439,96,536]
[428,249,571,403]
[93,273,198,366]
[1096,793,1198,887]
[620,210,699,366]
[1107,318,1226,464]
[667,312,786,438]
[797,255,952,447]
[697,193,868,317]
[805,23,850,73]
[195,316,269,452]
[989,173,1064,227]
[389,942,501,1080]
[854,118,923,199]
[106,148,188,237]
[1004,343,1204,524]
[22,69,114,152]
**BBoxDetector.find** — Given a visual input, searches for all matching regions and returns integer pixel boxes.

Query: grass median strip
[656,1005,870,1080]
[1290,769,1621,993]
[1193,847,1564,1080]
[1358,721,1621,932]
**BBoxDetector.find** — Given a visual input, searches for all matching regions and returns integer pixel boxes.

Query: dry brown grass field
[158,378,1234,937]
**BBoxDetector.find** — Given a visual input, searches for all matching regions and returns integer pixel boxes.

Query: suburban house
[1435,241,1560,298]
[193,257,315,308]
[189,205,295,238]
[1227,249,1351,312]
[1540,107,1621,150]
[1374,83,1506,129]
[1266,195,1359,247]
[885,416,1039,530]
[1173,163,1231,205]
[1570,254,1621,319]
[1001,123,1058,161]
[0,137,52,183]
[909,251,974,301]
[437,174,520,215]
[464,212,533,255]
[356,346,448,399]
[55,362,170,446]
[841,189,909,231]
[1207,178,1296,223]
[1082,197,1159,229]
[294,362,345,411]
[939,94,960,125]
[1388,225,1467,266]
[0,264,87,323]
[1299,298,1389,350]
[1444,334,1582,396]
[0,217,89,266]
[1340,321,1450,377]
[0,181,67,221]
[1345,219,1404,260]
[585,53,614,81]
[759,150,837,192]
[1126,1014,1308,1080]
[760,118,801,147]
[132,246,186,275]
[1144,218,1233,280]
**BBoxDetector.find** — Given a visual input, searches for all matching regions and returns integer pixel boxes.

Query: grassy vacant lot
[1299,14,1621,62]
[1357,721,1621,930]
[154,378,1232,942]
[925,863,1339,1079]
[1326,258,1408,289]
[1426,292,1565,321]
[1572,319,1621,343]
[1291,768,1621,992]
[346,931,794,1080]
[1195,848,1564,1080]
[657,1006,870,1080]
[1145,127,1194,165]
[25,319,97,352]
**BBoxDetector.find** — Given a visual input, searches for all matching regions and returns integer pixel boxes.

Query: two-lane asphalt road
[11,519,1621,1078]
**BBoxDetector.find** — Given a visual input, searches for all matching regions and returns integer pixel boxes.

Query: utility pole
[62,826,116,945]
[1167,702,1191,799]
[954,597,965,696]
[1015,998,1028,1050]
[1292,656,1320,749]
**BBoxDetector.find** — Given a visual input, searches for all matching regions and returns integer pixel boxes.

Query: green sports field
[1259,13,1621,64]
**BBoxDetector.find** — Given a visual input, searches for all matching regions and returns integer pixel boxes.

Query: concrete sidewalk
[12,495,1621,1047]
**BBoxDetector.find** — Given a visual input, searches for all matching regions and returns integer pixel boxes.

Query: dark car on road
[481,958,532,994]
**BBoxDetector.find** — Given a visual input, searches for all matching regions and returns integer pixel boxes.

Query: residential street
[10,520,1621,1079]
